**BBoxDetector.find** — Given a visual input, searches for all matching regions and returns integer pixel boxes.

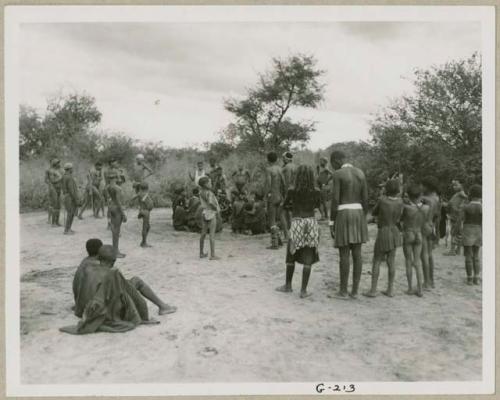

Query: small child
[138,182,154,248]
[198,176,221,260]
[462,184,482,285]
[400,184,428,297]
[363,179,403,298]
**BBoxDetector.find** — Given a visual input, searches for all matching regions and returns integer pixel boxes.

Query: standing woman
[276,165,321,298]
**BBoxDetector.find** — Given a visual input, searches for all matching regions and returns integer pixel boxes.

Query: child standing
[138,182,154,248]
[198,176,221,260]
[462,185,482,285]
[276,165,321,299]
[107,173,127,258]
[363,179,403,298]
[400,184,428,297]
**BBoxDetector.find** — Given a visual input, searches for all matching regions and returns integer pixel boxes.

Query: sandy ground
[20,208,482,384]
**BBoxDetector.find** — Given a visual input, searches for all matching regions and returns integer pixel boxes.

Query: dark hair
[421,177,439,193]
[385,179,400,197]
[140,182,149,191]
[267,152,278,163]
[243,203,253,212]
[95,162,102,167]
[86,238,103,256]
[407,184,422,201]
[198,176,210,188]
[254,192,264,201]
[294,164,315,193]
[174,187,185,195]
[469,184,482,199]
[192,187,200,196]
[330,150,346,165]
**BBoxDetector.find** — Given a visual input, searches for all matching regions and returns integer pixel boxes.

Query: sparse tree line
[19,52,481,210]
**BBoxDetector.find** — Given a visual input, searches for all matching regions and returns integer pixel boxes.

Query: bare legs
[200,217,218,260]
[276,262,312,298]
[333,244,362,299]
[363,249,396,297]
[404,242,423,297]
[464,245,481,285]
[129,277,177,315]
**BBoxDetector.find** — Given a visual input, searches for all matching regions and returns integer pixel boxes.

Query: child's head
[407,184,422,202]
[174,187,184,196]
[86,238,103,257]
[267,152,278,164]
[295,164,315,192]
[192,187,200,196]
[385,179,400,197]
[198,176,211,189]
[469,184,482,199]
[140,182,149,193]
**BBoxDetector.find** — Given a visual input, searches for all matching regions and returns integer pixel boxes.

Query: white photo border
[4,5,496,397]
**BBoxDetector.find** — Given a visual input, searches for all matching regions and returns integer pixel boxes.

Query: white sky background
[18,22,480,150]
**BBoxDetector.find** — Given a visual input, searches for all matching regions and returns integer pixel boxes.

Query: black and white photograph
[4,5,496,397]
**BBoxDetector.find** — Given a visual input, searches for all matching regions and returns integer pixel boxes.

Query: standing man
[189,160,208,186]
[78,161,105,219]
[104,158,126,228]
[329,150,369,299]
[47,158,64,227]
[282,151,297,231]
[444,179,468,256]
[62,163,81,235]
[265,151,287,249]
[107,172,127,258]
[317,157,333,220]
[131,154,153,196]
[232,164,251,193]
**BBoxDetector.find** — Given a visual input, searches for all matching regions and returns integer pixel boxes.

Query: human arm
[329,174,339,239]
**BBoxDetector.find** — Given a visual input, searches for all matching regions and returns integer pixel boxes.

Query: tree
[369,52,482,193]
[19,105,43,159]
[224,54,325,154]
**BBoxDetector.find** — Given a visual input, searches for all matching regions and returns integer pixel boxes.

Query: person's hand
[122,214,127,223]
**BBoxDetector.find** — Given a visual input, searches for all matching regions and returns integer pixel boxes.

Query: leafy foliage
[224,54,325,154]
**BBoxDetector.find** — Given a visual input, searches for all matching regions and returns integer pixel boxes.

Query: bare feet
[415,290,423,297]
[405,289,413,295]
[363,291,378,298]
[63,230,75,235]
[349,292,359,299]
[159,305,177,315]
[140,243,152,248]
[116,252,126,258]
[381,290,394,297]
[473,277,480,285]
[200,253,208,259]
[328,291,349,300]
[276,285,292,293]
[141,318,160,325]
[209,255,221,261]
[300,291,312,298]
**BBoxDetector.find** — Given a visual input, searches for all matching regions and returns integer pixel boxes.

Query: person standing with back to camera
[328,150,369,300]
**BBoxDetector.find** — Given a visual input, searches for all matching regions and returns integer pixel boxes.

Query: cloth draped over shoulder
[61,266,149,335]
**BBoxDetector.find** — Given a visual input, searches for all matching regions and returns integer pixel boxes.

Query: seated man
[231,188,247,233]
[72,238,103,314]
[172,187,188,231]
[61,245,176,335]
[244,193,268,235]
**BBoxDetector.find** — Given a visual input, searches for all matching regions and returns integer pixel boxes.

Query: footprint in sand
[203,324,217,332]
[198,346,218,358]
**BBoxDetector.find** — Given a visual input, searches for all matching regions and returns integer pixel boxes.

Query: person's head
[267,151,278,164]
[215,166,222,175]
[136,153,145,164]
[197,161,204,170]
[95,161,102,171]
[64,162,73,173]
[198,176,211,189]
[283,151,293,164]
[452,179,463,193]
[192,187,200,197]
[209,158,216,167]
[109,158,118,168]
[108,172,118,184]
[330,150,346,170]
[407,183,422,202]
[319,157,328,167]
[385,179,400,197]
[51,158,60,168]
[469,184,482,200]
[421,177,439,194]
[98,245,116,266]
[294,164,315,193]
[243,203,253,212]
[85,238,103,257]
[254,191,264,202]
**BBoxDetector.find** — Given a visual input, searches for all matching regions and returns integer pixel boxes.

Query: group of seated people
[171,185,268,235]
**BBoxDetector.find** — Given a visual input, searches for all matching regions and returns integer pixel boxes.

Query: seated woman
[172,187,188,231]
[61,245,176,335]
[244,193,268,235]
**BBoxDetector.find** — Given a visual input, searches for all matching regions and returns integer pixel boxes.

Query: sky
[18,21,480,150]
